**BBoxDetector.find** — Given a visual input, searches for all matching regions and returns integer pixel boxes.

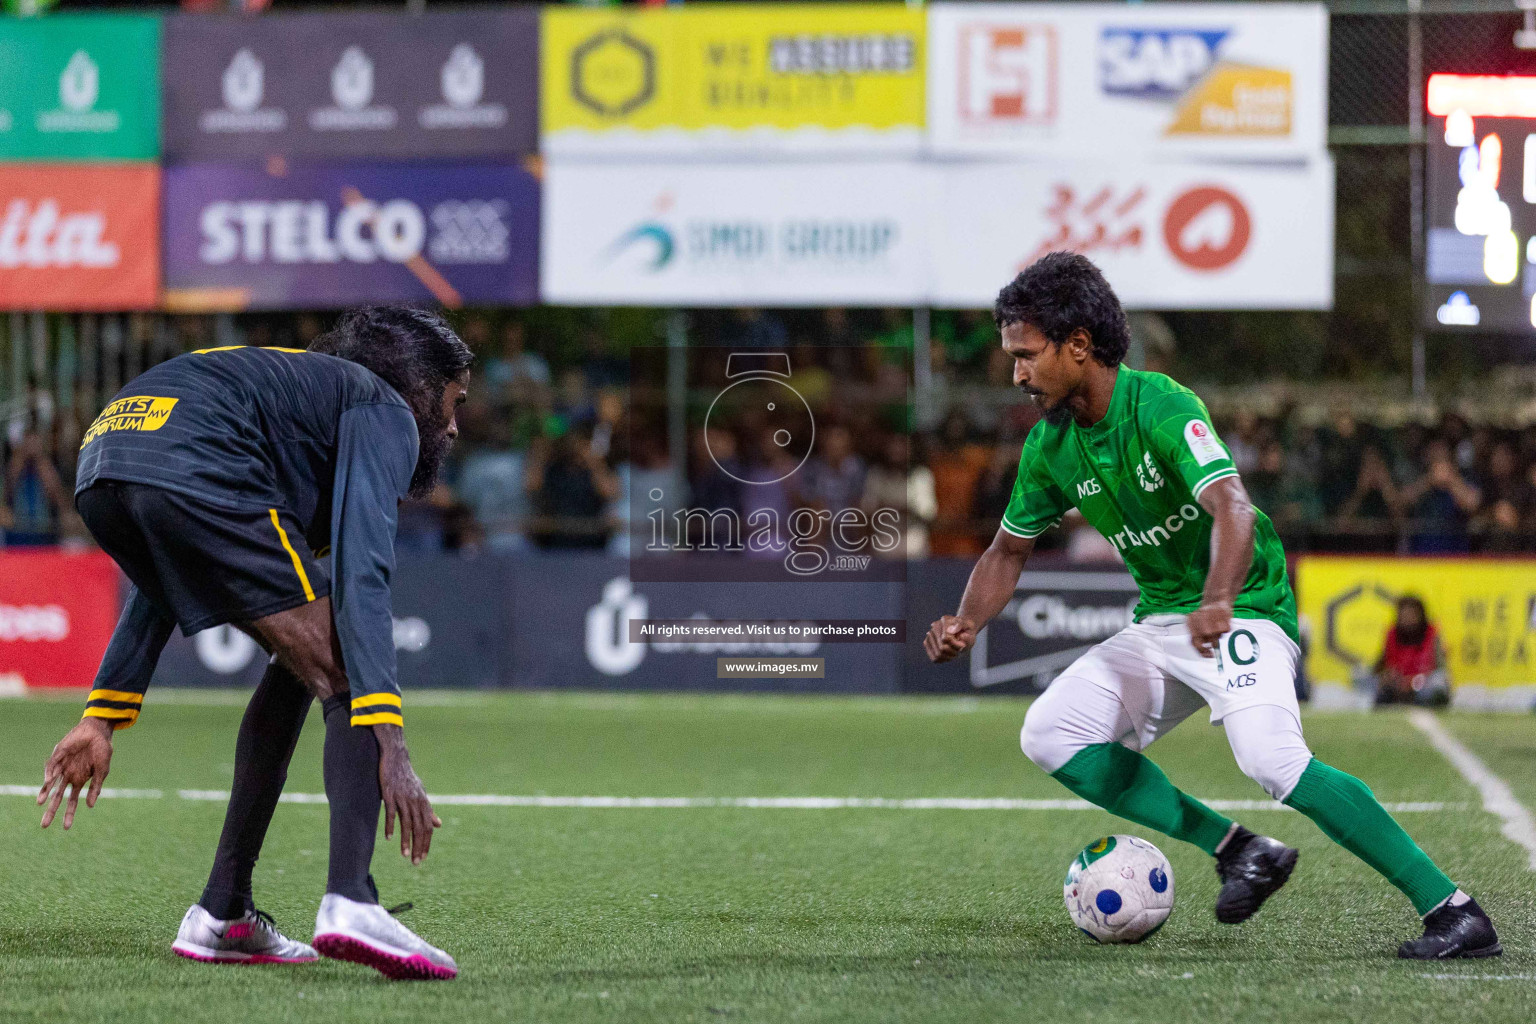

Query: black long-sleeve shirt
[76,345,418,728]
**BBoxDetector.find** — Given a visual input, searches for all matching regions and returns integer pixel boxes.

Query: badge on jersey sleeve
[1184,420,1224,466]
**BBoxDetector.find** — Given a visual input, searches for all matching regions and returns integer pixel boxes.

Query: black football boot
[1398,897,1502,959]
[1214,826,1300,924]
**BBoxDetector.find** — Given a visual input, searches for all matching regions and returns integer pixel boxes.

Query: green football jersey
[1001,367,1298,641]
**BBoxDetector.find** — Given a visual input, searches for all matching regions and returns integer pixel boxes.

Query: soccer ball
[1063,834,1174,943]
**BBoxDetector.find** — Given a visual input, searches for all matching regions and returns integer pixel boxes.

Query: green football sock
[1283,757,1456,916]
[1051,742,1234,855]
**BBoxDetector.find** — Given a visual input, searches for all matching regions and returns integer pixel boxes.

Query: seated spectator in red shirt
[1371,595,1450,707]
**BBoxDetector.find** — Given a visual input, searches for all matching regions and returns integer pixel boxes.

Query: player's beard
[1042,401,1074,427]
[409,410,454,499]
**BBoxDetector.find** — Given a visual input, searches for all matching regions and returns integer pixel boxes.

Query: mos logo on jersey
[81,396,179,447]
[1076,478,1102,499]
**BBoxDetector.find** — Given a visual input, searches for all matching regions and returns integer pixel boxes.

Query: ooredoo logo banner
[930,158,1334,309]
[162,161,538,310]
[0,164,161,311]
[162,9,538,160]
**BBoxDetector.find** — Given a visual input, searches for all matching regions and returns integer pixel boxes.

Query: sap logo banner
[1099,28,1229,100]
[163,162,538,310]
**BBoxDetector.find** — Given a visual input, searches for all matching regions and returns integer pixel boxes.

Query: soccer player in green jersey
[925,252,1500,958]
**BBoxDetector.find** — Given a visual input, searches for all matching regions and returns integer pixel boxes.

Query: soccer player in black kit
[35,307,470,981]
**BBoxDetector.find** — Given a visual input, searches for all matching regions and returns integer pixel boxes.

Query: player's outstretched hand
[1187,601,1234,658]
[376,729,442,866]
[38,717,114,830]
[925,615,977,663]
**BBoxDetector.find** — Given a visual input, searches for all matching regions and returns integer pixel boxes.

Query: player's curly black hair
[309,306,473,421]
[993,252,1131,368]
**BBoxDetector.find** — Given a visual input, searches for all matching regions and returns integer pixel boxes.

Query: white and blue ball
[1063,834,1174,943]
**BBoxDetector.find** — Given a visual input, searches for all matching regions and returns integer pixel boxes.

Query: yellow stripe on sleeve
[269,509,317,603]
[351,693,402,710]
[350,712,405,727]
[87,689,144,705]
[83,707,139,729]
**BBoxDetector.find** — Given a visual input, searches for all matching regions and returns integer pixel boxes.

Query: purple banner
[162,161,539,310]
[163,9,538,161]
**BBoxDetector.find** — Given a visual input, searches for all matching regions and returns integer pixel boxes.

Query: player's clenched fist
[924,615,977,663]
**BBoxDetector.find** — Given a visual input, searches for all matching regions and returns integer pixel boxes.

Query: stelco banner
[542,4,926,156]
[543,161,929,305]
[162,9,539,160]
[162,161,539,310]
[1297,556,1536,710]
[927,3,1327,159]
[0,550,120,689]
[0,13,161,160]
[0,164,161,311]
[931,159,1334,309]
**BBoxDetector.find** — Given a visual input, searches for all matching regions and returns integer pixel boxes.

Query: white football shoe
[312,894,458,980]
[171,904,318,965]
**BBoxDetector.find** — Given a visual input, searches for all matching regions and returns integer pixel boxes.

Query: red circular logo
[1190,422,1208,438]
[1163,186,1251,271]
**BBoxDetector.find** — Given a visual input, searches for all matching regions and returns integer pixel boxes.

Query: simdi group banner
[0,13,161,160]
[542,4,926,156]
[542,162,930,306]
[931,158,1334,309]
[161,162,539,311]
[544,159,1332,309]
[162,9,539,160]
[927,3,1327,159]
[0,164,161,311]
[1297,556,1536,710]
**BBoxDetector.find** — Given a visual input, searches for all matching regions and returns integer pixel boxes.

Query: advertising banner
[542,4,925,156]
[0,13,161,161]
[0,551,120,689]
[927,3,1327,159]
[162,161,539,311]
[162,10,538,160]
[542,162,928,305]
[0,164,161,311]
[931,159,1334,310]
[903,562,1139,695]
[1297,556,1536,709]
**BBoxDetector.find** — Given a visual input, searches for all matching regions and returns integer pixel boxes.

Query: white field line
[0,785,1453,813]
[1408,709,1536,872]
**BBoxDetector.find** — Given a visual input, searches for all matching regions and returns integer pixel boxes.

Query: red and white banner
[930,159,1334,309]
[0,164,161,311]
[0,550,120,689]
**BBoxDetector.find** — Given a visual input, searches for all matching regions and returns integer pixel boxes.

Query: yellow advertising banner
[1297,556,1536,706]
[542,4,925,153]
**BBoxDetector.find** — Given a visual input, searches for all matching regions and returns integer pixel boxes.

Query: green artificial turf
[1,693,1532,1023]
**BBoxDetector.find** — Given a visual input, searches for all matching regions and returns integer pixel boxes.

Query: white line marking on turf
[0,785,1452,812]
[1419,974,1536,981]
[1408,709,1536,872]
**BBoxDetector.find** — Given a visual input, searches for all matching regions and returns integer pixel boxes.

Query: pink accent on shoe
[312,933,457,981]
[172,946,314,965]
[225,922,255,940]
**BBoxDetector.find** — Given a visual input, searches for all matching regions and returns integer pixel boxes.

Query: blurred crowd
[6,307,1536,558]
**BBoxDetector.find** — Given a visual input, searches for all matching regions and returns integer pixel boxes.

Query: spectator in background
[726,308,789,350]
[1365,595,1450,707]
[861,433,935,559]
[972,438,1023,527]
[4,429,70,546]
[1337,444,1403,527]
[455,402,531,554]
[527,428,620,550]
[798,423,865,514]
[1247,439,1324,529]
[1473,440,1530,551]
[483,319,550,394]
[1225,410,1263,476]
[1319,410,1365,514]
[927,411,991,557]
[1400,440,1482,553]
